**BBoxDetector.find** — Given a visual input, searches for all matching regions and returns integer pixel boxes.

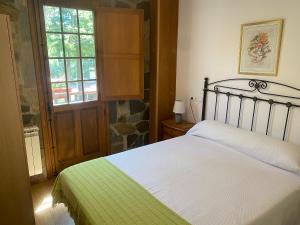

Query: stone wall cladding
[0,0,46,178]
[0,0,41,128]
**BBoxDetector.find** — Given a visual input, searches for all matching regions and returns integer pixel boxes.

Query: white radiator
[24,126,43,176]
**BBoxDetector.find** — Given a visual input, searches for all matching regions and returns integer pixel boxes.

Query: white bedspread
[107,135,300,225]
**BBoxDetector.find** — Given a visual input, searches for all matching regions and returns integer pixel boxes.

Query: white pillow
[187,120,300,175]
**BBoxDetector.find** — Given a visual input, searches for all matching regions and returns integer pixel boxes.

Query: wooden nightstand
[162,119,195,140]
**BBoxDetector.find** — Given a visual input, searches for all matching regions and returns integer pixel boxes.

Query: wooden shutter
[96,8,144,101]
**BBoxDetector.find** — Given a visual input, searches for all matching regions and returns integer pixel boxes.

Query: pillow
[187,120,300,175]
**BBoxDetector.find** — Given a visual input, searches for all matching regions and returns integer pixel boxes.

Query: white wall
[176,0,300,144]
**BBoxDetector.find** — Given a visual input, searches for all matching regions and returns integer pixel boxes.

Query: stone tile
[133,135,144,147]
[128,112,143,123]
[143,106,149,120]
[115,0,137,8]
[21,104,30,113]
[117,115,127,123]
[110,129,123,143]
[130,100,146,114]
[111,143,124,154]
[115,1,131,8]
[127,134,138,147]
[100,0,115,7]
[108,101,117,123]
[22,113,35,126]
[118,100,126,105]
[143,132,149,144]
[0,2,18,21]
[136,120,149,133]
[111,123,136,136]
[117,101,130,121]
[137,0,150,20]
[21,88,40,113]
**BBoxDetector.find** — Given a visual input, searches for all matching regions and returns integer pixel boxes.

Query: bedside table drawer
[163,126,185,138]
[162,132,174,140]
[162,119,194,140]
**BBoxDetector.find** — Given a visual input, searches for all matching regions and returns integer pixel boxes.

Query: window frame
[41,4,99,107]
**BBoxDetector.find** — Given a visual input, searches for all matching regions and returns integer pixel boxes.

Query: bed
[52,78,300,225]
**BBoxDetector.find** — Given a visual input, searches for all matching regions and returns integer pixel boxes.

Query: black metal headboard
[201,77,300,141]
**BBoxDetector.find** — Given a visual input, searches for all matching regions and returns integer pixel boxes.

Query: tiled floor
[31,179,74,225]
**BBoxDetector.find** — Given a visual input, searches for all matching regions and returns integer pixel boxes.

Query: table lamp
[173,100,185,123]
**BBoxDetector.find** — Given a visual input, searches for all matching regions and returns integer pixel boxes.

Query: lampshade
[173,100,185,114]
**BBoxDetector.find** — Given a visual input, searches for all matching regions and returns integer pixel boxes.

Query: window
[43,6,97,106]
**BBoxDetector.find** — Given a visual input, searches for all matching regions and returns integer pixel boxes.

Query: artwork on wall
[238,19,283,76]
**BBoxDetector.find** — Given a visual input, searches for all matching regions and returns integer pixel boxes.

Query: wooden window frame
[42,5,99,107]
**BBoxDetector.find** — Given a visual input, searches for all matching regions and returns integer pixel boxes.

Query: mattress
[107,135,300,225]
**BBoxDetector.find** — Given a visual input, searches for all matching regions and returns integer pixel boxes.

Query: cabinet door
[96,8,144,101]
[0,14,35,225]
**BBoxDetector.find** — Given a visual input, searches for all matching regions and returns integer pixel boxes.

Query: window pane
[82,58,96,80]
[46,34,63,57]
[62,8,78,33]
[64,34,79,57]
[44,7,97,106]
[66,59,81,81]
[78,10,94,34]
[80,35,95,57]
[68,82,83,104]
[51,83,67,106]
[43,6,61,32]
[49,59,65,82]
[83,81,97,102]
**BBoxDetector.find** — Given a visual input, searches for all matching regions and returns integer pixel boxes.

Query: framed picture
[238,19,283,76]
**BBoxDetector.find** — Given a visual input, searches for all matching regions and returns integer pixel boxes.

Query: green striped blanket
[52,158,189,225]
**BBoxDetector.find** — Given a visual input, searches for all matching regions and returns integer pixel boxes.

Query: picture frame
[238,19,284,76]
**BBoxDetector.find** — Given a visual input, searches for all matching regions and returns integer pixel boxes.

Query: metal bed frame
[201,77,300,141]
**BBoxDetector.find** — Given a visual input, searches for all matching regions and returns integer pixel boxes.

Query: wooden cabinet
[162,119,194,140]
[150,0,179,142]
[0,14,35,225]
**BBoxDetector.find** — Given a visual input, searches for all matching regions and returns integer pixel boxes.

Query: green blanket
[52,158,189,225]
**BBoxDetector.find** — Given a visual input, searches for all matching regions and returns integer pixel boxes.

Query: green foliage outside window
[43,6,97,106]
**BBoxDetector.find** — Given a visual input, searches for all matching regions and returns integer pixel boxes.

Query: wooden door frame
[149,0,179,142]
[27,0,109,178]
[149,0,159,143]
[27,0,55,177]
